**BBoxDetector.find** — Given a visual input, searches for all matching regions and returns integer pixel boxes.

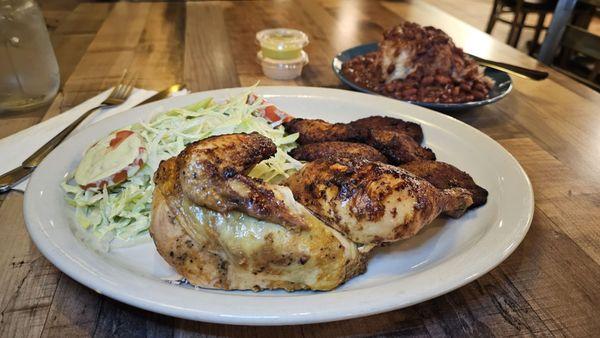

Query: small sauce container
[256,28,309,80]
[257,51,309,80]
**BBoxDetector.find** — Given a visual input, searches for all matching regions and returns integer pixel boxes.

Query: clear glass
[0,0,59,112]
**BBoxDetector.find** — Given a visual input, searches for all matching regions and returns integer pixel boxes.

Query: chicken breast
[286,158,473,245]
[290,141,388,163]
[150,133,365,291]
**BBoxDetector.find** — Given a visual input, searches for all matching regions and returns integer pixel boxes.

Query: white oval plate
[24,87,533,326]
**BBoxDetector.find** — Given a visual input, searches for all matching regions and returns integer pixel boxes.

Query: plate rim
[23,86,533,325]
[331,42,513,111]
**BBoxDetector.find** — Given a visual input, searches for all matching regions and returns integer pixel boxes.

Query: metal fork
[0,70,137,193]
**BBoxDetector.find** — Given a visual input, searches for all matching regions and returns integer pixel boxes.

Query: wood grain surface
[1,1,599,336]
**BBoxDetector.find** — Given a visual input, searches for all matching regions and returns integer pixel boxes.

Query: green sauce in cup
[256,28,309,60]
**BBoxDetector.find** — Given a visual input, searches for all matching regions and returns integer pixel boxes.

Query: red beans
[473,83,486,92]
[402,88,418,97]
[421,76,434,85]
[452,86,460,96]
[472,90,485,100]
[435,75,451,85]
[341,51,492,103]
[460,82,472,91]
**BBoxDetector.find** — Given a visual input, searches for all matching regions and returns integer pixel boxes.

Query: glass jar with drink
[0,0,59,112]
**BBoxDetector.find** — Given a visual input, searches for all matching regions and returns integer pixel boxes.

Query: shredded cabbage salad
[62,90,302,248]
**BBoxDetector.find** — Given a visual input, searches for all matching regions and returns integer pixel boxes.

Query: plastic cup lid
[256,28,309,51]
[257,50,309,65]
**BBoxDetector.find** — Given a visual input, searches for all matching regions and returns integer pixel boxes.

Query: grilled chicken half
[150,133,365,291]
[286,158,473,245]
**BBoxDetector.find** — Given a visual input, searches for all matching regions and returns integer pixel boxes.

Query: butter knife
[469,54,549,81]
[0,84,186,193]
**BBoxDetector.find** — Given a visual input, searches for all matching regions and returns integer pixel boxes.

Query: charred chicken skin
[150,133,365,291]
[290,141,388,163]
[365,128,436,165]
[400,160,488,207]
[283,118,361,145]
[349,116,423,143]
[284,117,433,164]
[283,116,425,145]
[286,158,473,245]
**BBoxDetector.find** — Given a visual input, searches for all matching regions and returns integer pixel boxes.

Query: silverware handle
[0,166,35,193]
[472,56,549,81]
[21,105,102,169]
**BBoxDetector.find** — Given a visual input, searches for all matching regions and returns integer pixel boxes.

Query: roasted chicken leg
[150,133,365,291]
[286,158,473,245]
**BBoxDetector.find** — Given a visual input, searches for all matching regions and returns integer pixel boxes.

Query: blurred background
[38,0,600,91]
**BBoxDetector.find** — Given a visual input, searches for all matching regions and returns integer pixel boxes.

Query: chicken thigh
[286,158,473,245]
[150,133,365,291]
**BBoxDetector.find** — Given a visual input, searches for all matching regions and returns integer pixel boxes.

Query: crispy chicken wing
[286,158,473,245]
[349,116,423,143]
[151,133,365,291]
[400,160,488,208]
[290,141,388,163]
[366,128,435,165]
[283,118,360,144]
[177,133,304,229]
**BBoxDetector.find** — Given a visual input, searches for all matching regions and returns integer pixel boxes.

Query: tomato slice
[247,93,294,123]
[109,130,135,149]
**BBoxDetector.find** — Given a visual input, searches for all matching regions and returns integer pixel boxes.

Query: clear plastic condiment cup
[255,28,309,80]
[256,51,309,80]
[256,28,309,59]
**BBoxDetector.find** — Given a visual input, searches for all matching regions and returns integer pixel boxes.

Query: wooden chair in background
[486,0,558,54]
[539,0,600,90]
[558,25,600,89]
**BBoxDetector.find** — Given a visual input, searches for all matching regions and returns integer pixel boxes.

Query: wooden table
[1,1,599,336]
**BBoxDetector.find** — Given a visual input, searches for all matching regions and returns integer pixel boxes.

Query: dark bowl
[332,42,513,112]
